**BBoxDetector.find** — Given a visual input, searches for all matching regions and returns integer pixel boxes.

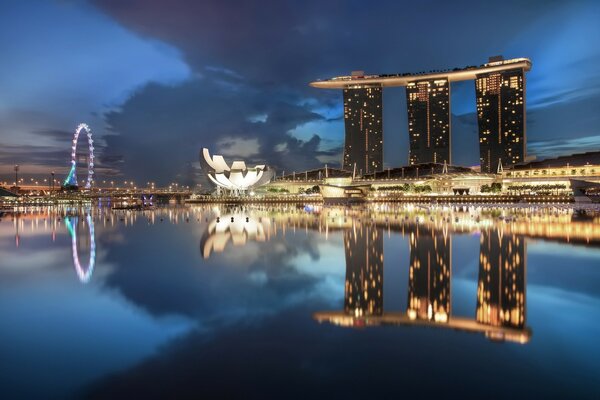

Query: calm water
[1,204,600,399]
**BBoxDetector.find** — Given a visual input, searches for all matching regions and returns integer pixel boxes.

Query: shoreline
[184,194,577,205]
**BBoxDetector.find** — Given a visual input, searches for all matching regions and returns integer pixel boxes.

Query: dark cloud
[91,0,600,179]
[93,0,550,90]
[31,129,74,142]
[101,69,338,185]
[5,0,598,180]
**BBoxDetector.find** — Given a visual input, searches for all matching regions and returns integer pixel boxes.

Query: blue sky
[1,0,599,184]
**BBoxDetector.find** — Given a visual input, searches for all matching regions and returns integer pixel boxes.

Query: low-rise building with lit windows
[256,152,600,201]
[501,151,600,195]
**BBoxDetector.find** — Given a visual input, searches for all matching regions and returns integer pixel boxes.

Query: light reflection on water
[0,204,599,398]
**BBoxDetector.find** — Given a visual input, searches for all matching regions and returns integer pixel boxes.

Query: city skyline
[314,57,530,173]
[1,1,599,186]
[2,2,600,397]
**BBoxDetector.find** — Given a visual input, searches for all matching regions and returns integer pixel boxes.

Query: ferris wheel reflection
[65,212,96,284]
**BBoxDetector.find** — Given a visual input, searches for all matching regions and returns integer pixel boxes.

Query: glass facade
[476,68,526,173]
[406,79,451,165]
[343,86,383,175]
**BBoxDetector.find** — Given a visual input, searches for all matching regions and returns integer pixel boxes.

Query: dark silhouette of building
[343,223,384,316]
[476,65,527,173]
[476,229,526,328]
[342,85,383,175]
[406,79,450,165]
[407,225,451,322]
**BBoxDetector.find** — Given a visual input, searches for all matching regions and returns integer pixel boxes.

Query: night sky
[1,0,599,186]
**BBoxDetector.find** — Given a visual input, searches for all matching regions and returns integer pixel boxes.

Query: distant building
[406,79,450,165]
[0,186,18,203]
[476,61,527,173]
[342,86,383,175]
[264,152,600,197]
[502,151,600,195]
[510,151,600,170]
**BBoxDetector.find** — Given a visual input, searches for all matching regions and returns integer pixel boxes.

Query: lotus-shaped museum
[202,148,273,192]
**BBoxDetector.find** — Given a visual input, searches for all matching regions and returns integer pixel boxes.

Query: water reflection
[4,204,599,336]
[3,204,600,398]
[315,222,530,344]
[407,225,451,323]
[477,229,526,330]
[200,212,272,259]
[65,213,96,284]
[5,206,103,284]
[343,224,383,317]
[197,204,600,250]
[196,205,563,343]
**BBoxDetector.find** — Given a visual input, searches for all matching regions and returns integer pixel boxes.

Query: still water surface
[1,204,599,398]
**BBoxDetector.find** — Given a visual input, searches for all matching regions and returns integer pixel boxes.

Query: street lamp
[14,165,19,190]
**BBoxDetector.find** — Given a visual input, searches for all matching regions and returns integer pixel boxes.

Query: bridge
[1,185,192,201]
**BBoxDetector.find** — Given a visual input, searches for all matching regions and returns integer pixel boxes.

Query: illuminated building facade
[407,225,451,322]
[476,230,526,328]
[201,148,273,194]
[311,57,531,174]
[343,224,384,317]
[343,85,383,175]
[476,67,526,173]
[406,79,450,165]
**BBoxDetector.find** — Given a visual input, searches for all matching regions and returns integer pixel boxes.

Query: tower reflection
[344,224,383,318]
[407,225,451,323]
[477,229,526,330]
[315,222,530,344]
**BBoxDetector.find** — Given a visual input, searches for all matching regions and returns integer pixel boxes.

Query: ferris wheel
[63,123,94,189]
